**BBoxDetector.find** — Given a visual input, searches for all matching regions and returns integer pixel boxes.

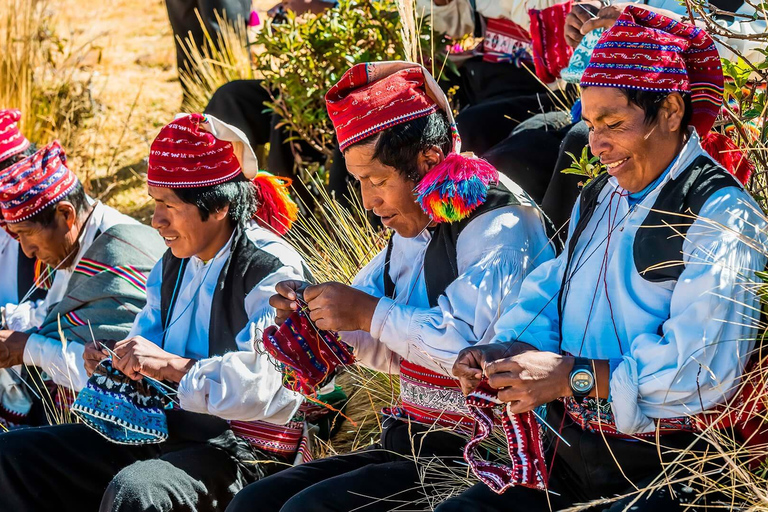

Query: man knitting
[447,7,767,510]
[0,113,308,512]
[226,61,555,512]
[0,139,164,420]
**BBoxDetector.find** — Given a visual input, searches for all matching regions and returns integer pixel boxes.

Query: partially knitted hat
[0,109,30,163]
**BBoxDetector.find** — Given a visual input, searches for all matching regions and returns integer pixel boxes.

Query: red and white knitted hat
[0,110,31,164]
[0,141,79,223]
[147,113,259,188]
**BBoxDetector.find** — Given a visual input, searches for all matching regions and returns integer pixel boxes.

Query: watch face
[571,369,594,394]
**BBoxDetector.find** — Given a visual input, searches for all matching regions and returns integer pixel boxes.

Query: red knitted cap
[580,5,724,136]
[0,109,31,164]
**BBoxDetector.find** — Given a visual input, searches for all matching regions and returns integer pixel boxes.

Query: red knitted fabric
[148,113,242,188]
[528,1,573,83]
[464,378,548,494]
[262,308,355,395]
[0,110,30,164]
[580,5,723,136]
[326,64,439,151]
[0,141,79,223]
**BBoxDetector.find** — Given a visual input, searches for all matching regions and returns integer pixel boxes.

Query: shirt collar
[189,228,236,270]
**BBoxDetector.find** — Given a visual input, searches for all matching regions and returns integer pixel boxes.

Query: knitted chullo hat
[0,141,79,223]
[0,109,30,164]
[72,359,169,445]
[262,307,355,396]
[148,113,297,235]
[326,61,500,224]
[463,378,548,494]
[580,5,724,137]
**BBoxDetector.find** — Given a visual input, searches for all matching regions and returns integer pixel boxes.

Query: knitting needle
[531,409,571,447]
[98,342,180,404]
[576,3,599,19]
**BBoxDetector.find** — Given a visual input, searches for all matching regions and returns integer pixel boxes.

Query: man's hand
[269,280,311,325]
[112,336,195,383]
[0,330,29,368]
[452,342,536,395]
[579,4,625,36]
[83,340,116,376]
[485,351,574,414]
[565,1,601,47]
[302,282,380,332]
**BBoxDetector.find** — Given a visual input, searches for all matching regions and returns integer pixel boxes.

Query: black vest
[383,183,529,307]
[16,247,47,302]
[159,226,284,357]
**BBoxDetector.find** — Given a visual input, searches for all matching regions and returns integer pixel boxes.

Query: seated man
[0,113,307,512]
[226,61,555,512]
[0,109,46,311]
[445,7,767,511]
[0,140,163,425]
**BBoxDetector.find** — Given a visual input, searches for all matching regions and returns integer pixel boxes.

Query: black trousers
[435,403,711,512]
[0,410,262,512]
[164,0,251,93]
[227,418,467,512]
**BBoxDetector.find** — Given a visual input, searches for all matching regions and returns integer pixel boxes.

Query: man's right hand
[452,342,536,395]
[269,280,310,325]
[565,1,601,47]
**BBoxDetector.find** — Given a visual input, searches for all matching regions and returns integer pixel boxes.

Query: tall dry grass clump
[0,0,96,151]
[178,10,254,113]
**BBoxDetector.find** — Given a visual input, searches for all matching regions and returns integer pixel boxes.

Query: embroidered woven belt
[389,359,476,431]
[229,419,305,460]
[482,18,532,64]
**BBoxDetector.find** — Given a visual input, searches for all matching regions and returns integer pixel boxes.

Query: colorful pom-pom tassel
[415,152,499,223]
[252,171,298,236]
[701,131,754,185]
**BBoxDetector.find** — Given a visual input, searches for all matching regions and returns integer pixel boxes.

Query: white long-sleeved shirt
[341,176,555,377]
[493,132,768,434]
[0,230,19,307]
[129,223,304,424]
[20,201,139,390]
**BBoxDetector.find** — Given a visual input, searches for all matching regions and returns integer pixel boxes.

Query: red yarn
[701,131,754,185]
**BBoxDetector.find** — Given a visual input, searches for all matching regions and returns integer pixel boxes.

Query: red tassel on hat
[252,172,298,236]
[701,131,754,185]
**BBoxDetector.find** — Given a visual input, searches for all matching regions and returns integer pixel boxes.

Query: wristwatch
[569,357,595,399]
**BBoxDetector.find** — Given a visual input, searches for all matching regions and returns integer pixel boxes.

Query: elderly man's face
[581,87,686,193]
[344,144,434,238]
[8,202,80,268]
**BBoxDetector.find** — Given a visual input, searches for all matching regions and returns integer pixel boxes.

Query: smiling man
[445,7,767,511]
[226,61,554,512]
[0,113,307,512]
[0,140,163,396]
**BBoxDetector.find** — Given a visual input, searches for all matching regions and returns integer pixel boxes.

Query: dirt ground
[51,0,272,220]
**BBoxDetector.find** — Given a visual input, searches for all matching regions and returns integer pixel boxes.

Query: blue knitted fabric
[561,28,604,84]
[72,359,169,445]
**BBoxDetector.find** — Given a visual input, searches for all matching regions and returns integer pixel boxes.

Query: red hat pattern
[0,110,31,164]
[580,5,724,136]
[0,141,79,223]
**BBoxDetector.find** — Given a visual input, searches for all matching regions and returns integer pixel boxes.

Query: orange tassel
[701,131,754,185]
[252,172,298,236]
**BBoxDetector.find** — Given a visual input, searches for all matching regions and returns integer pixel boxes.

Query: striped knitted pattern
[229,419,304,459]
[0,109,30,164]
[64,311,88,327]
[74,259,148,293]
[148,113,242,188]
[0,141,79,223]
[581,5,723,136]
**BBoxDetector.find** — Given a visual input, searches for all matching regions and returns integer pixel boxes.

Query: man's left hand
[302,282,380,332]
[112,336,195,383]
[485,350,574,414]
[0,330,29,368]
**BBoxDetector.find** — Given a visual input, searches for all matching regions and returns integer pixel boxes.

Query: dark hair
[173,174,258,225]
[28,181,90,227]
[0,143,38,172]
[619,89,693,129]
[349,110,452,182]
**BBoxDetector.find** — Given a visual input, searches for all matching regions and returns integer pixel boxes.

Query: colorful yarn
[415,152,499,223]
[701,131,753,185]
[33,259,54,290]
[252,171,298,236]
